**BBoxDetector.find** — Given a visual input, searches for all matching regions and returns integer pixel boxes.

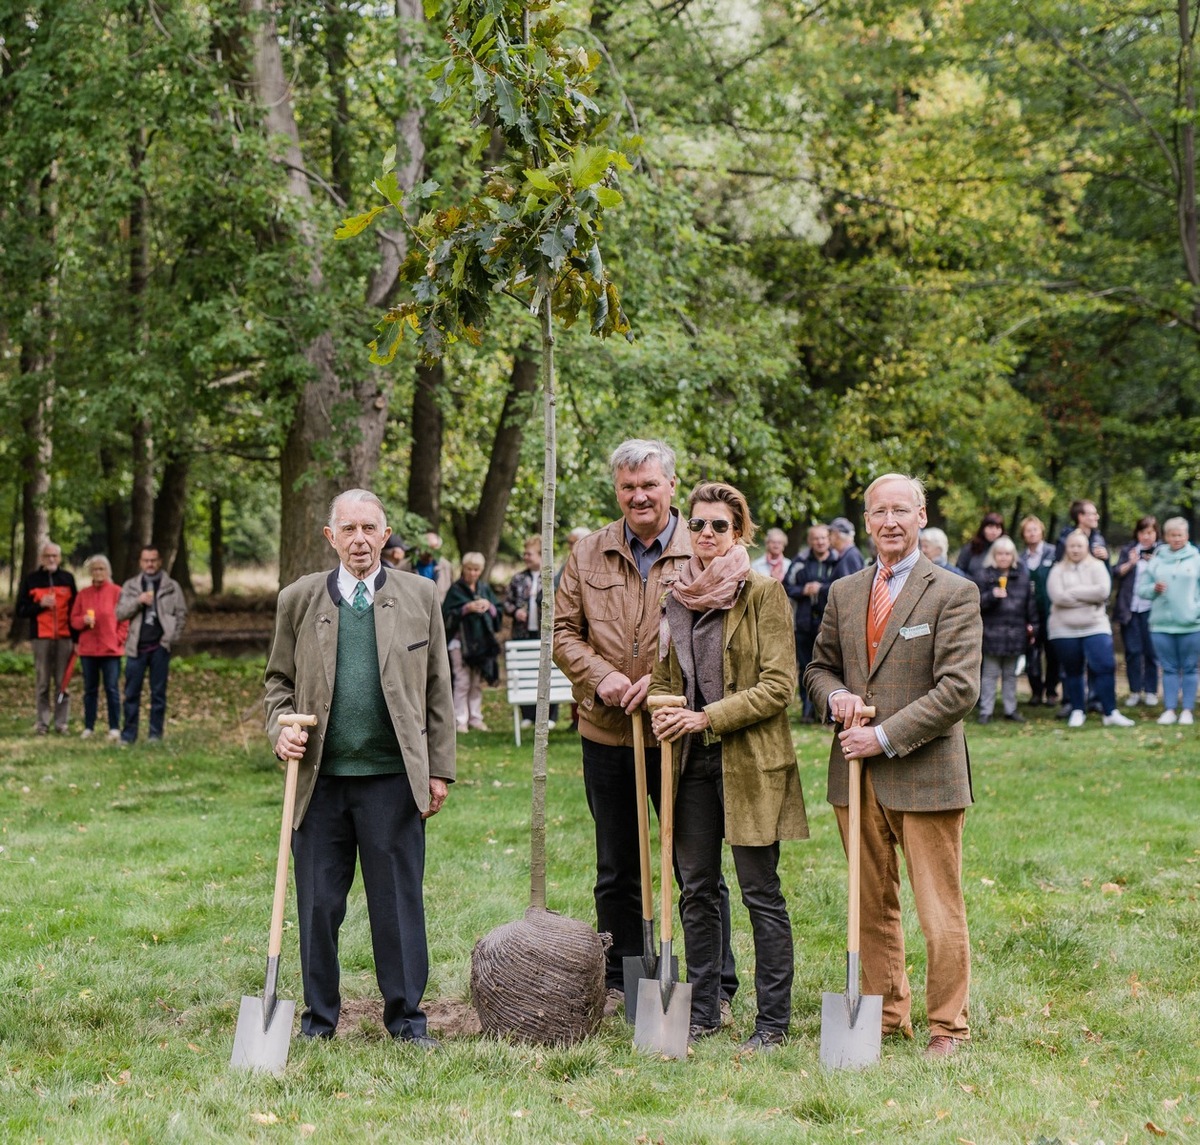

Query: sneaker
[1142,692,1159,706]
[1158,710,1178,726]
[1067,710,1086,728]
[739,1028,786,1055]
[1102,710,1135,727]
[520,718,534,730]
[1124,694,1141,707]
[1180,710,1195,726]
[80,728,93,739]
[546,721,557,731]
[107,729,121,741]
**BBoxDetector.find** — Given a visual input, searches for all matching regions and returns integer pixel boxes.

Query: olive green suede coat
[650,571,808,847]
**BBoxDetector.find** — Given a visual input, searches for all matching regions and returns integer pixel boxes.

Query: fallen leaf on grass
[1145,1121,1166,1137]
[1163,1096,1181,1108]
[936,1109,950,1120]
[1101,882,1122,895]
[1129,973,1142,999]
[250,1112,278,1125]
[187,1043,202,1053]
[956,1139,976,1144]
[299,1126,316,1137]
[958,1083,975,1094]
[1041,1003,1052,1017]
[980,877,995,887]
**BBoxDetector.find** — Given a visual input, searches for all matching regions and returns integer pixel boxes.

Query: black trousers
[582,737,738,999]
[292,773,428,1039]
[674,744,793,1032]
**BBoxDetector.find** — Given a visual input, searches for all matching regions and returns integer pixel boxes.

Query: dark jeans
[674,744,792,1032]
[1052,634,1117,714]
[122,645,171,742]
[292,773,428,1040]
[81,656,121,731]
[1026,632,1060,701]
[1121,613,1158,695]
[795,627,818,719]
[581,736,738,999]
[520,703,560,722]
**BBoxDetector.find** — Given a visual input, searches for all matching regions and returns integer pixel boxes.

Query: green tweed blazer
[264,565,456,828]
[651,571,808,847]
[804,553,981,813]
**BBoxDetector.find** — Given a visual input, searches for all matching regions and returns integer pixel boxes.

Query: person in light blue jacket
[1138,517,1200,726]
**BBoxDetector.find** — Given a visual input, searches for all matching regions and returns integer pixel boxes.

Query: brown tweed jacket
[804,553,981,812]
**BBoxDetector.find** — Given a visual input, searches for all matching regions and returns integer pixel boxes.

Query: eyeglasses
[867,506,917,523]
[688,517,732,534]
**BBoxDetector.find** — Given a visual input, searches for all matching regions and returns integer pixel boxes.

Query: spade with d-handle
[820,705,883,1070]
[633,694,692,1060]
[230,712,316,1075]
[621,707,677,1024]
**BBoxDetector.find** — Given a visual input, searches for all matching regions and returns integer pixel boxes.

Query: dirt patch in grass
[336,997,481,1039]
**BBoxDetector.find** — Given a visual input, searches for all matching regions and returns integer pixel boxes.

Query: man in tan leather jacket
[554,440,737,1013]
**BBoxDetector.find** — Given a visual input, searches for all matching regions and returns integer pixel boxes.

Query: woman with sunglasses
[650,482,808,1054]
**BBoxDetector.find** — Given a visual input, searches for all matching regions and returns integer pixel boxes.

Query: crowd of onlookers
[767,500,1199,731]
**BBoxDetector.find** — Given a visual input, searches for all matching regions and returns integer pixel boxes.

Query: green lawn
[1,658,1197,1142]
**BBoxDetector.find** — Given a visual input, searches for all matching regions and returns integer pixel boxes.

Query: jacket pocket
[584,574,626,621]
[407,639,429,651]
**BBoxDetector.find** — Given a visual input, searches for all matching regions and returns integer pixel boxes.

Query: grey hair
[1163,516,1189,536]
[919,527,949,559]
[765,527,788,543]
[41,540,62,556]
[327,489,387,531]
[567,525,591,542]
[609,439,677,481]
[461,550,486,570]
[864,473,928,510]
[982,535,1017,568]
[85,553,113,577]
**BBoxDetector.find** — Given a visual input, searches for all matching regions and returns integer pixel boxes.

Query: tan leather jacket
[553,512,692,746]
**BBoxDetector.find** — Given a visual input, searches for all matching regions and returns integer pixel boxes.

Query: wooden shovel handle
[631,710,654,921]
[268,714,315,958]
[845,705,876,957]
[647,695,686,944]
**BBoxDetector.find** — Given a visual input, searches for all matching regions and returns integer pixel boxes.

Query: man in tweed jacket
[805,474,981,1058]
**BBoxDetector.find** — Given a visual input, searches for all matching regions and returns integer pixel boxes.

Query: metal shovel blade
[622,952,679,1025]
[819,989,883,1070]
[633,976,692,1060]
[231,994,295,1075]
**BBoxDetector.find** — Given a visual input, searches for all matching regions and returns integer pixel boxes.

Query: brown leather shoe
[924,1034,965,1058]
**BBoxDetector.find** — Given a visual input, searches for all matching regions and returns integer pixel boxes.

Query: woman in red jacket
[70,555,129,740]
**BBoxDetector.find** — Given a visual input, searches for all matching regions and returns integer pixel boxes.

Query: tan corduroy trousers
[833,766,971,1040]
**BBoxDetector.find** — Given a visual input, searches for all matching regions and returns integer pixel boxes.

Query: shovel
[231,712,316,1074]
[820,705,883,1070]
[622,708,677,1024]
[633,694,692,1060]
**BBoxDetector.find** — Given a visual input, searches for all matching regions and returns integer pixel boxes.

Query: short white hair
[765,528,787,544]
[327,489,386,531]
[982,535,1017,568]
[1163,516,1189,536]
[609,439,676,481]
[85,554,113,577]
[864,473,927,510]
[920,527,949,559]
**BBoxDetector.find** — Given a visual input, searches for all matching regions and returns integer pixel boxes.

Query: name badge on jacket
[900,623,931,640]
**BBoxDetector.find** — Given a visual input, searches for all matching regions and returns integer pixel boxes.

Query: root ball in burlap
[471,907,610,1045]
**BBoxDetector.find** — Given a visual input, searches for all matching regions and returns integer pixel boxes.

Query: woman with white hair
[1137,517,1200,726]
[1048,531,1134,728]
[69,554,128,740]
[972,536,1037,723]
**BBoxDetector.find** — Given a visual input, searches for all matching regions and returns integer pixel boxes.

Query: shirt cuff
[875,726,897,758]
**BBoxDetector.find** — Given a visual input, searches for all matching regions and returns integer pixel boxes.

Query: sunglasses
[687,517,733,534]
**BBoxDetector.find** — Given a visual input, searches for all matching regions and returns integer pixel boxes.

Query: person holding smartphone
[1113,516,1161,707]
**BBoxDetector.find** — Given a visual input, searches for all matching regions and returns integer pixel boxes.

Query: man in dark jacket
[16,540,78,735]
[785,525,837,721]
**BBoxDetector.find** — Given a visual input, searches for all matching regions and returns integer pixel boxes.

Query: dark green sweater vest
[321,602,404,777]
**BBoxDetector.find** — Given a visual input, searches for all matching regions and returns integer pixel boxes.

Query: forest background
[3,0,1200,598]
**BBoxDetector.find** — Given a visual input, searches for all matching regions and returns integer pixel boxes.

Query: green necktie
[351,581,369,613]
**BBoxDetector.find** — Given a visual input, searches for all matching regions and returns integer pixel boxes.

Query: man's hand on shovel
[275,715,313,761]
[835,697,882,758]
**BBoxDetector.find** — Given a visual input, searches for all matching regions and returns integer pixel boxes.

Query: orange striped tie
[866,565,895,667]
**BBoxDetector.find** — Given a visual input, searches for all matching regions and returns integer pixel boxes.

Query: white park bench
[504,638,574,746]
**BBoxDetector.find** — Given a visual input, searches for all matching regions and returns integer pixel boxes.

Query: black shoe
[977,714,991,725]
[1004,712,1026,723]
[1087,700,1104,714]
[688,1023,720,1044]
[1027,696,1043,707]
[739,1028,786,1054]
[1055,703,1072,720]
[398,1033,440,1051]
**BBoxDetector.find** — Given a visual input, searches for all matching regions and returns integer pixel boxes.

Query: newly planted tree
[338,0,631,1043]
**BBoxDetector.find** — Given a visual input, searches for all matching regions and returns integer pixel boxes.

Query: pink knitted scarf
[659,544,751,659]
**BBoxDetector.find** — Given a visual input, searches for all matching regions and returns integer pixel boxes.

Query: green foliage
[339,1,632,362]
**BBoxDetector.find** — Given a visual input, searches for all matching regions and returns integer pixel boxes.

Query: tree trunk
[125,416,155,576]
[152,451,190,572]
[407,361,444,524]
[454,344,539,566]
[209,492,225,595]
[1178,1,1200,326]
[173,528,195,601]
[243,0,409,585]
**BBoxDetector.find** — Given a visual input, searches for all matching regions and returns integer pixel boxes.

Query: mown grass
[1,657,1198,1143]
